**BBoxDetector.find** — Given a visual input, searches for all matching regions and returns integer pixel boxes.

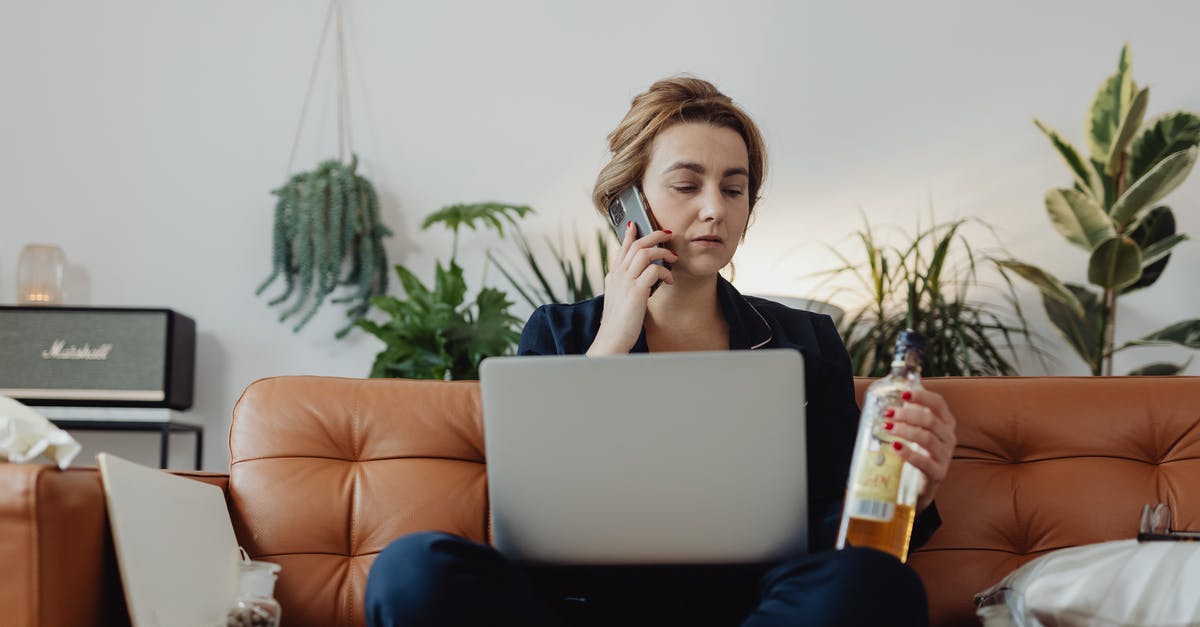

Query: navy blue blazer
[518,276,941,553]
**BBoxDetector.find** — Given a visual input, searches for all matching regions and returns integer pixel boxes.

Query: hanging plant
[256,0,392,337]
[256,155,391,337]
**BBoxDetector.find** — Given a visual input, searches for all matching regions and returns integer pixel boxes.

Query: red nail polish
[663,229,672,234]
[892,442,903,451]
[626,221,632,228]
[884,408,895,418]
[884,422,894,430]
[901,391,913,401]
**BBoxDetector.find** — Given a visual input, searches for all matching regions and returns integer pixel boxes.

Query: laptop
[98,453,241,627]
[480,349,808,565]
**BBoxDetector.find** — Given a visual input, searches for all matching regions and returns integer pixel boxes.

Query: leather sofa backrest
[229,376,488,627]
[230,375,1200,627]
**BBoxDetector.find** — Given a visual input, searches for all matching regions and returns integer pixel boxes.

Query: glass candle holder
[17,244,67,305]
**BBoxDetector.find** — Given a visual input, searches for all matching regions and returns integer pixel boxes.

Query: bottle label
[848,445,903,522]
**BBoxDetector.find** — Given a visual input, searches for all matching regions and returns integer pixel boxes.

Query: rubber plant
[256,156,391,337]
[357,203,532,380]
[999,45,1200,375]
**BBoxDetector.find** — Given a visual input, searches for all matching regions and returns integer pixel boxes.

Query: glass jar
[16,244,67,305]
[226,559,282,627]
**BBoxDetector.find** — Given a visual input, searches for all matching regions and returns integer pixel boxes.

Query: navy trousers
[365,531,928,627]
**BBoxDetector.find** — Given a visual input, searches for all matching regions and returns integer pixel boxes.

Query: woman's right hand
[586,221,677,355]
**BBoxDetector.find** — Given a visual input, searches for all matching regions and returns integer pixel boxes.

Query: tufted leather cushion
[228,377,488,627]
[886,377,1200,626]
[227,375,1200,627]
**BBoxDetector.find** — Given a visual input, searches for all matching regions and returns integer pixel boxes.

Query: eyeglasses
[1138,503,1200,542]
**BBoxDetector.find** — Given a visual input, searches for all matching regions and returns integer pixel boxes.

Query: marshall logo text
[41,339,114,361]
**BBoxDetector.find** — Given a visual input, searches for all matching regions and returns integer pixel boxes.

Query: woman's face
[640,122,751,281]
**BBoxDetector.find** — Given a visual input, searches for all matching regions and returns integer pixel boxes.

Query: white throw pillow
[975,539,1200,627]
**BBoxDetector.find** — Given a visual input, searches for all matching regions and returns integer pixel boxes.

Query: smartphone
[606,185,667,271]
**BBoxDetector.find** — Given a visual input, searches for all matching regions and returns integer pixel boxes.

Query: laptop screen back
[480,349,808,565]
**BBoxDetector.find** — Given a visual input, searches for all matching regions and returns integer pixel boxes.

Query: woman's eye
[671,185,697,193]
[724,189,745,197]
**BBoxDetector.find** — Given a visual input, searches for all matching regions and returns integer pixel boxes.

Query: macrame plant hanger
[287,0,354,175]
[257,0,391,338]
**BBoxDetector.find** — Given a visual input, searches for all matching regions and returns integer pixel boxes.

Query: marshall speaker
[0,306,195,409]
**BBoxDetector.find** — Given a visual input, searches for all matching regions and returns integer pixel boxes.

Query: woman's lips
[691,236,723,248]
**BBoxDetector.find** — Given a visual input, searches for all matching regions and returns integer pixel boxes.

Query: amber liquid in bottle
[836,329,927,563]
[841,503,917,561]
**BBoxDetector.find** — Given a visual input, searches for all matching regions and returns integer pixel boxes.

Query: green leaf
[1087,44,1135,163]
[1091,157,1117,211]
[1109,146,1198,227]
[1087,236,1143,289]
[1042,283,1103,369]
[1129,112,1200,182]
[1130,319,1200,349]
[1034,119,1103,200]
[1105,86,1150,176]
[433,261,468,308]
[393,265,431,299]
[1140,233,1188,268]
[997,260,1085,317]
[1044,188,1114,250]
[1127,357,1192,376]
[1122,206,1179,294]
[421,202,534,238]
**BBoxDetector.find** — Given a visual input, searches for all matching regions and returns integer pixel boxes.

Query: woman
[366,76,957,627]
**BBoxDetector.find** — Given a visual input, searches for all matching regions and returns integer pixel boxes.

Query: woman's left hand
[884,388,957,514]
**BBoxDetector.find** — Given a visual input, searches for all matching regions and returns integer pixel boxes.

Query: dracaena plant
[489,227,611,308]
[356,203,532,380]
[816,215,1042,377]
[1000,45,1200,375]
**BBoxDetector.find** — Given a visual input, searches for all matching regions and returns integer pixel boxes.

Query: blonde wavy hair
[592,76,767,219]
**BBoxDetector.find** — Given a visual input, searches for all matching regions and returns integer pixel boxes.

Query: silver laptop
[480,349,808,565]
[98,453,241,627]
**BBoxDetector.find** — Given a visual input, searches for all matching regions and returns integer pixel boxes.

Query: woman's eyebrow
[662,162,750,178]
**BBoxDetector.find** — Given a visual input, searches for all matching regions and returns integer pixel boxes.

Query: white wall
[2,0,1198,470]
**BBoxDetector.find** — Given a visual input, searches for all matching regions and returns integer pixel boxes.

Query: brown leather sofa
[3,375,1198,626]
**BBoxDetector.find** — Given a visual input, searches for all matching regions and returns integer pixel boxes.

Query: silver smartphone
[607,185,667,270]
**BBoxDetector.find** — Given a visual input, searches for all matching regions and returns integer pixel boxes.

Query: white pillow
[975,539,1200,627]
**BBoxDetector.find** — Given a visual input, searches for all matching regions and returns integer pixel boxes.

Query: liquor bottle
[836,329,927,562]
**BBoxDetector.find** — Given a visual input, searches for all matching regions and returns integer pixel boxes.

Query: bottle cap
[895,329,926,354]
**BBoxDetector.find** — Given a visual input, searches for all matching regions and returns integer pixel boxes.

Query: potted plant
[256,156,391,337]
[490,227,612,308]
[816,215,1043,377]
[1000,45,1200,375]
[356,203,531,380]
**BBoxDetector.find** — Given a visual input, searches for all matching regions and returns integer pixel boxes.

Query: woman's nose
[697,185,725,222]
